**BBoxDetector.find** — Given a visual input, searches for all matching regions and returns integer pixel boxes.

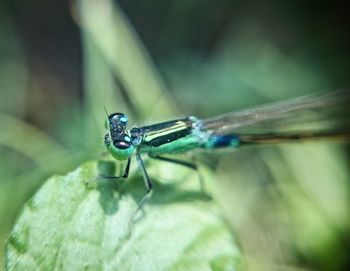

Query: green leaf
[6,160,241,271]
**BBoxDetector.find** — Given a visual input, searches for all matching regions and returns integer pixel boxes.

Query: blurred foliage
[1,0,350,270]
[6,161,240,270]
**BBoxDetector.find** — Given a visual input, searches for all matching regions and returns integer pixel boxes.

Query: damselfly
[103,91,350,213]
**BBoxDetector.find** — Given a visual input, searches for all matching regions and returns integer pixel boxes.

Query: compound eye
[108,113,128,128]
[108,137,134,160]
[112,114,121,121]
[113,140,130,149]
[112,135,132,149]
[119,115,128,125]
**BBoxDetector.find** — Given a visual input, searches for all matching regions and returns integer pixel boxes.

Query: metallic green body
[138,134,201,155]
[136,117,204,155]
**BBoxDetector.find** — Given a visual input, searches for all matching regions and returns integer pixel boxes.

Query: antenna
[104,106,110,118]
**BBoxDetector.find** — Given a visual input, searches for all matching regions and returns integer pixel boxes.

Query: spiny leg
[98,158,131,180]
[149,154,206,194]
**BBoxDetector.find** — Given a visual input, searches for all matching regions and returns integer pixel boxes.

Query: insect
[103,91,350,214]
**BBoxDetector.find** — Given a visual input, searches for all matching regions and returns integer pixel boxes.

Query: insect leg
[132,152,153,220]
[149,154,197,170]
[149,154,206,194]
[98,158,131,180]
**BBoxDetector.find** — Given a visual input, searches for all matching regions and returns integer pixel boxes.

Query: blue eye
[120,116,128,124]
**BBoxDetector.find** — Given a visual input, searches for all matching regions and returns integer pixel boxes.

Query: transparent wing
[201,91,350,142]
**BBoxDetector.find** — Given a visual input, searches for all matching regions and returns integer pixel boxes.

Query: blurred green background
[1,0,349,270]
